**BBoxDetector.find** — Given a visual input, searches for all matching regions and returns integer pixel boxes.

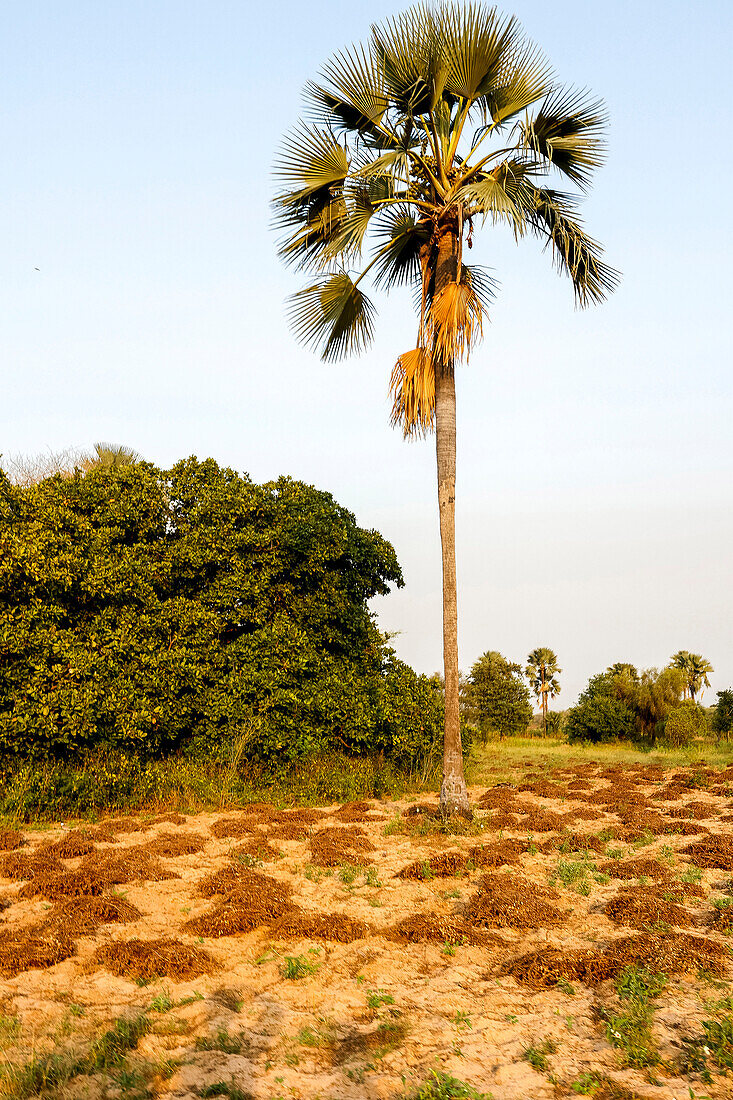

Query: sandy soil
[3,760,733,1099]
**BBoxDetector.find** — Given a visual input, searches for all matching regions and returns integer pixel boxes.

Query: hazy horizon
[3,0,731,706]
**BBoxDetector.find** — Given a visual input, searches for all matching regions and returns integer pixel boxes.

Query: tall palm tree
[671,651,713,702]
[273,2,616,815]
[525,646,561,733]
[84,443,142,472]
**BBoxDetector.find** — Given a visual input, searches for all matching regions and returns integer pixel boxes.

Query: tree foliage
[565,673,637,745]
[713,689,733,741]
[663,701,709,748]
[566,664,685,745]
[0,458,441,764]
[463,650,532,740]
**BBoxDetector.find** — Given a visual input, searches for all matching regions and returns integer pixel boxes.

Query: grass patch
[281,954,319,980]
[404,1071,494,1098]
[522,1038,557,1073]
[680,1014,733,1082]
[602,966,667,1069]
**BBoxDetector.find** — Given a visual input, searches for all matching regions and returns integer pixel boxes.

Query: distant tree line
[0,456,444,768]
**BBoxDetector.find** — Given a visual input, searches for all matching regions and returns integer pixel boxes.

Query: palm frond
[304,43,389,136]
[439,3,525,102]
[372,5,447,115]
[526,186,620,306]
[354,149,411,184]
[274,191,347,271]
[521,87,607,188]
[287,273,376,361]
[372,207,430,289]
[273,125,349,203]
[431,275,485,363]
[390,347,435,437]
[480,35,553,124]
[457,158,536,224]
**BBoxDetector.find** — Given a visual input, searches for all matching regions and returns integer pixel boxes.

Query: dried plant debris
[210,816,257,839]
[683,834,733,870]
[41,894,143,937]
[330,801,385,823]
[0,928,75,977]
[0,830,26,852]
[504,931,728,989]
[17,869,111,900]
[462,873,566,929]
[79,847,179,884]
[309,826,375,868]
[43,830,97,858]
[142,832,208,858]
[398,852,468,880]
[598,859,669,881]
[387,913,493,947]
[0,850,63,880]
[93,938,218,981]
[186,869,292,936]
[270,909,371,943]
[604,886,691,929]
[231,836,283,862]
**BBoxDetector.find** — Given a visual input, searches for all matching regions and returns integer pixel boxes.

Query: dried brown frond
[463,873,565,929]
[683,834,733,870]
[41,894,142,937]
[309,826,375,868]
[270,909,371,943]
[142,832,207,858]
[389,348,434,437]
[0,850,63,880]
[0,929,75,977]
[431,278,484,364]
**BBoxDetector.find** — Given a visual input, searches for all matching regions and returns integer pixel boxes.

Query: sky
[2,0,732,705]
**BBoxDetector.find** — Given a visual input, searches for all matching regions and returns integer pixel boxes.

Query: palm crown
[273,1,618,434]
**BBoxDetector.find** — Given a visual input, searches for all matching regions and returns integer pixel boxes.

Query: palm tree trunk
[434,221,470,819]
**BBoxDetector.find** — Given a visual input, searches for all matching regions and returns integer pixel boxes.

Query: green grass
[404,1073,494,1099]
[281,955,319,981]
[602,967,667,1069]
[522,1038,557,1073]
[197,1083,253,1100]
[680,1014,733,1082]
[194,1027,248,1055]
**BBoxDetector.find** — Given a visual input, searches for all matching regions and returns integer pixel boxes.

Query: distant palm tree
[671,651,713,702]
[526,647,561,734]
[273,2,616,815]
[84,443,142,471]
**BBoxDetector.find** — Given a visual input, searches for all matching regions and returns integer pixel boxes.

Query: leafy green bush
[565,674,637,744]
[713,689,733,742]
[663,701,709,747]
[463,650,532,741]
[0,458,441,766]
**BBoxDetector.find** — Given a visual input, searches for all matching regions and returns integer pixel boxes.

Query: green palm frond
[273,125,349,203]
[274,191,347,271]
[372,5,447,115]
[526,186,620,306]
[372,207,430,289]
[439,4,528,103]
[521,88,607,188]
[480,34,554,124]
[304,43,389,134]
[456,158,536,223]
[321,185,378,262]
[287,272,376,362]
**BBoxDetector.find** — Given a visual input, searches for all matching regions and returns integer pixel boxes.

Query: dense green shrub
[0,458,441,765]
[565,673,637,744]
[462,651,532,740]
[663,701,709,747]
[713,689,733,741]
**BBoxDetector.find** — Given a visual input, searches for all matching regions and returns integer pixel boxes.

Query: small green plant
[453,1011,472,1031]
[147,992,174,1013]
[194,1027,248,1055]
[0,1013,21,1049]
[680,1014,733,1082]
[197,1083,253,1100]
[550,854,605,895]
[522,1038,557,1073]
[679,864,703,884]
[603,966,667,1069]
[556,979,576,996]
[338,863,360,887]
[570,1072,603,1095]
[366,989,395,1014]
[404,1072,494,1099]
[281,954,319,980]
[365,867,382,888]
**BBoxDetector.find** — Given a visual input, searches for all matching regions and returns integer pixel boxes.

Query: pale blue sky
[2,1,731,703]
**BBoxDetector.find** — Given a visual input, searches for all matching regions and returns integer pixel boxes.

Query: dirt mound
[17,869,111,900]
[482,811,520,831]
[468,839,527,867]
[599,859,669,881]
[42,894,142,936]
[281,807,326,824]
[478,788,517,809]
[186,869,292,936]
[143,832,207,857]
[683,834,733,870]
[309,826,375,868]
[93,938,218,981]
[103,817,146,833]
[505,931,727,989]
[210,816,256,839]
[270,910,371,943]
[0,830,26,852]
[463,874,565,929]
[387,913,492,947]
[398,852,468,879]
[604,887,690,929]
[709,904,733,933]
[0,850,63,880]
[0,929,75,977]
[152,812,188,825]
[79,848,178,884]
[662,819,710,837]
[520,779,567,799]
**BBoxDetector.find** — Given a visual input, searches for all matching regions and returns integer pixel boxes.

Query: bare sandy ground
[3,760,733,1099]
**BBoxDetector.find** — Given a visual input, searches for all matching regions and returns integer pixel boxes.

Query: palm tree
[83,443,142,472]
[671,651,713,702]
[273,2,616,815]
[526,646,561,733]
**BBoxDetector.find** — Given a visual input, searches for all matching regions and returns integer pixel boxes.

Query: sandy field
[3,759,733,1099]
